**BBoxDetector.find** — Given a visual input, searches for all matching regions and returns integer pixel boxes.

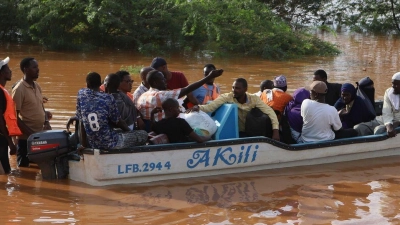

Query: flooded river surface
[1,32,400,224]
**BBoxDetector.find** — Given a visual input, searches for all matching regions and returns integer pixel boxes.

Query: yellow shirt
[199,92,279,131]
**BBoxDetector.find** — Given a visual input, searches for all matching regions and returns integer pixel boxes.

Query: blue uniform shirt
[76,88,120,149]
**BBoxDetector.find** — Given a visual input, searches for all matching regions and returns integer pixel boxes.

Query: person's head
[273,75,287,92]
[0,57,12,82]
[20,57,39,80]
[150,57,168,75]
[162,98,180,118]
[140,67,153,87]
[203,64,216,85]
[313,69,328,83]
[232,78,248,99]
[392,72,400,95]
[86,72,102,89]
[115,70,133,93]
[340,83,357,104]
[259,80,273,92]
[293,87,310,104]
[357,77,375,105]
[147,70,167,90]
[104,73,120,93]
[309,81,327,102]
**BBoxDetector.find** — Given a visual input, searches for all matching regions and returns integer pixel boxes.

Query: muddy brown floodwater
[1,32,400,224]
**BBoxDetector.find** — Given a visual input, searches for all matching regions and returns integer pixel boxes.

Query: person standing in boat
[260,75,293,116]
[74,72,147,149]
[191,78,280,140]
[298,81,357,143]
[333,83,376,130]
[0,57,22,173]
[150,57,199,107]
[136,69,223,131]
[191,64,220,106]
[313,69,341,106]
[12,57,51,167]
[255,80,273,97]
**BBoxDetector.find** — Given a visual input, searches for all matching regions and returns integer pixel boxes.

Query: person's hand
[338,108,348,116]
[272,129,280,141]
[45,111,53,120]
[66,116,78,132]
[207,69,224,78]
[43,121,52,130]
[43,96,49,103]
[386,124,397,138]
[8,140,16,155]
[151,107,162,115]
[186,105,200,113]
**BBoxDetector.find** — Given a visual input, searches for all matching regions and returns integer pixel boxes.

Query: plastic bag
[182,111,218,138]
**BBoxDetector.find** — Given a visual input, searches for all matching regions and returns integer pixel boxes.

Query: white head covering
[392,72,400,81]
[0,57,9,70]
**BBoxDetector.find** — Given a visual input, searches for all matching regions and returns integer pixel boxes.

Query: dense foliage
[0,0,342,59]
[262,0,400,34]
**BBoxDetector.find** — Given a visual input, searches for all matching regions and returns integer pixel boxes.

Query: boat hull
[69,134,399,186]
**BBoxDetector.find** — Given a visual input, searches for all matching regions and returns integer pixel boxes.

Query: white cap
[392,72,400,81]
[0,57,9,70]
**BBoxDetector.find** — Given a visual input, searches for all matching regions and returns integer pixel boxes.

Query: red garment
[126,92,133,100]
[167,71,189,90]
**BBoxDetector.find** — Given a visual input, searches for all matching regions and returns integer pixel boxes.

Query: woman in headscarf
[334,83,376,129]
[284,88,310,142]
[356,77,376,117]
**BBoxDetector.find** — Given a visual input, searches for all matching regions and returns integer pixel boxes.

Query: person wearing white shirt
[299,81,357,143]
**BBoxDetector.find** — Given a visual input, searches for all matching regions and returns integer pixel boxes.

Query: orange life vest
[202,84,219,104]
[187,84,219,108]
[0,85,22,136]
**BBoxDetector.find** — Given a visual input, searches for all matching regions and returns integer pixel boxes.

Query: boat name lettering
[117,161,171,174]
[187,144,259,169]
[32,141,48,145]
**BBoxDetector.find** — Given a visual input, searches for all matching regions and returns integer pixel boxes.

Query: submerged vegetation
[7,0,400,59]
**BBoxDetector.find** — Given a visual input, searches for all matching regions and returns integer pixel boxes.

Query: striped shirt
[137,88,181,121]
[133,83,149,106]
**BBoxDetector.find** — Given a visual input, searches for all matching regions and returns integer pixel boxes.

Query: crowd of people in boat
[0,56,399,172]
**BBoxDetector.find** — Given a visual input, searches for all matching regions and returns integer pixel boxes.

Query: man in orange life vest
[260,75,293,117]
[0,57,22,173]
[191,64,220,105]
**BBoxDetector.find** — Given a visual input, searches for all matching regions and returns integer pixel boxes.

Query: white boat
[67,132,396,186]
[26,103,397,186]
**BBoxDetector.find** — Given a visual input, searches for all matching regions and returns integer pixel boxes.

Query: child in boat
[150,98,210,143]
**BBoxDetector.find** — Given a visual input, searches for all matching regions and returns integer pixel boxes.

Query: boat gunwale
[81,129,393,155]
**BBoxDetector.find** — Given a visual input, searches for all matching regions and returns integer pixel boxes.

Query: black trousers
[17,139,29,167]
[0,135,11,173]
[334,128,358,139]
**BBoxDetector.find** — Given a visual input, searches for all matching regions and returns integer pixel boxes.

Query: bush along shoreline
[0,0,340,59]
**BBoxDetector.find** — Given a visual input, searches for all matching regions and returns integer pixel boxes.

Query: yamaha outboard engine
[27,130,77,179]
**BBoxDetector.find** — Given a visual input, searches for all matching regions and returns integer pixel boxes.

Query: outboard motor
[27,130,77,179]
